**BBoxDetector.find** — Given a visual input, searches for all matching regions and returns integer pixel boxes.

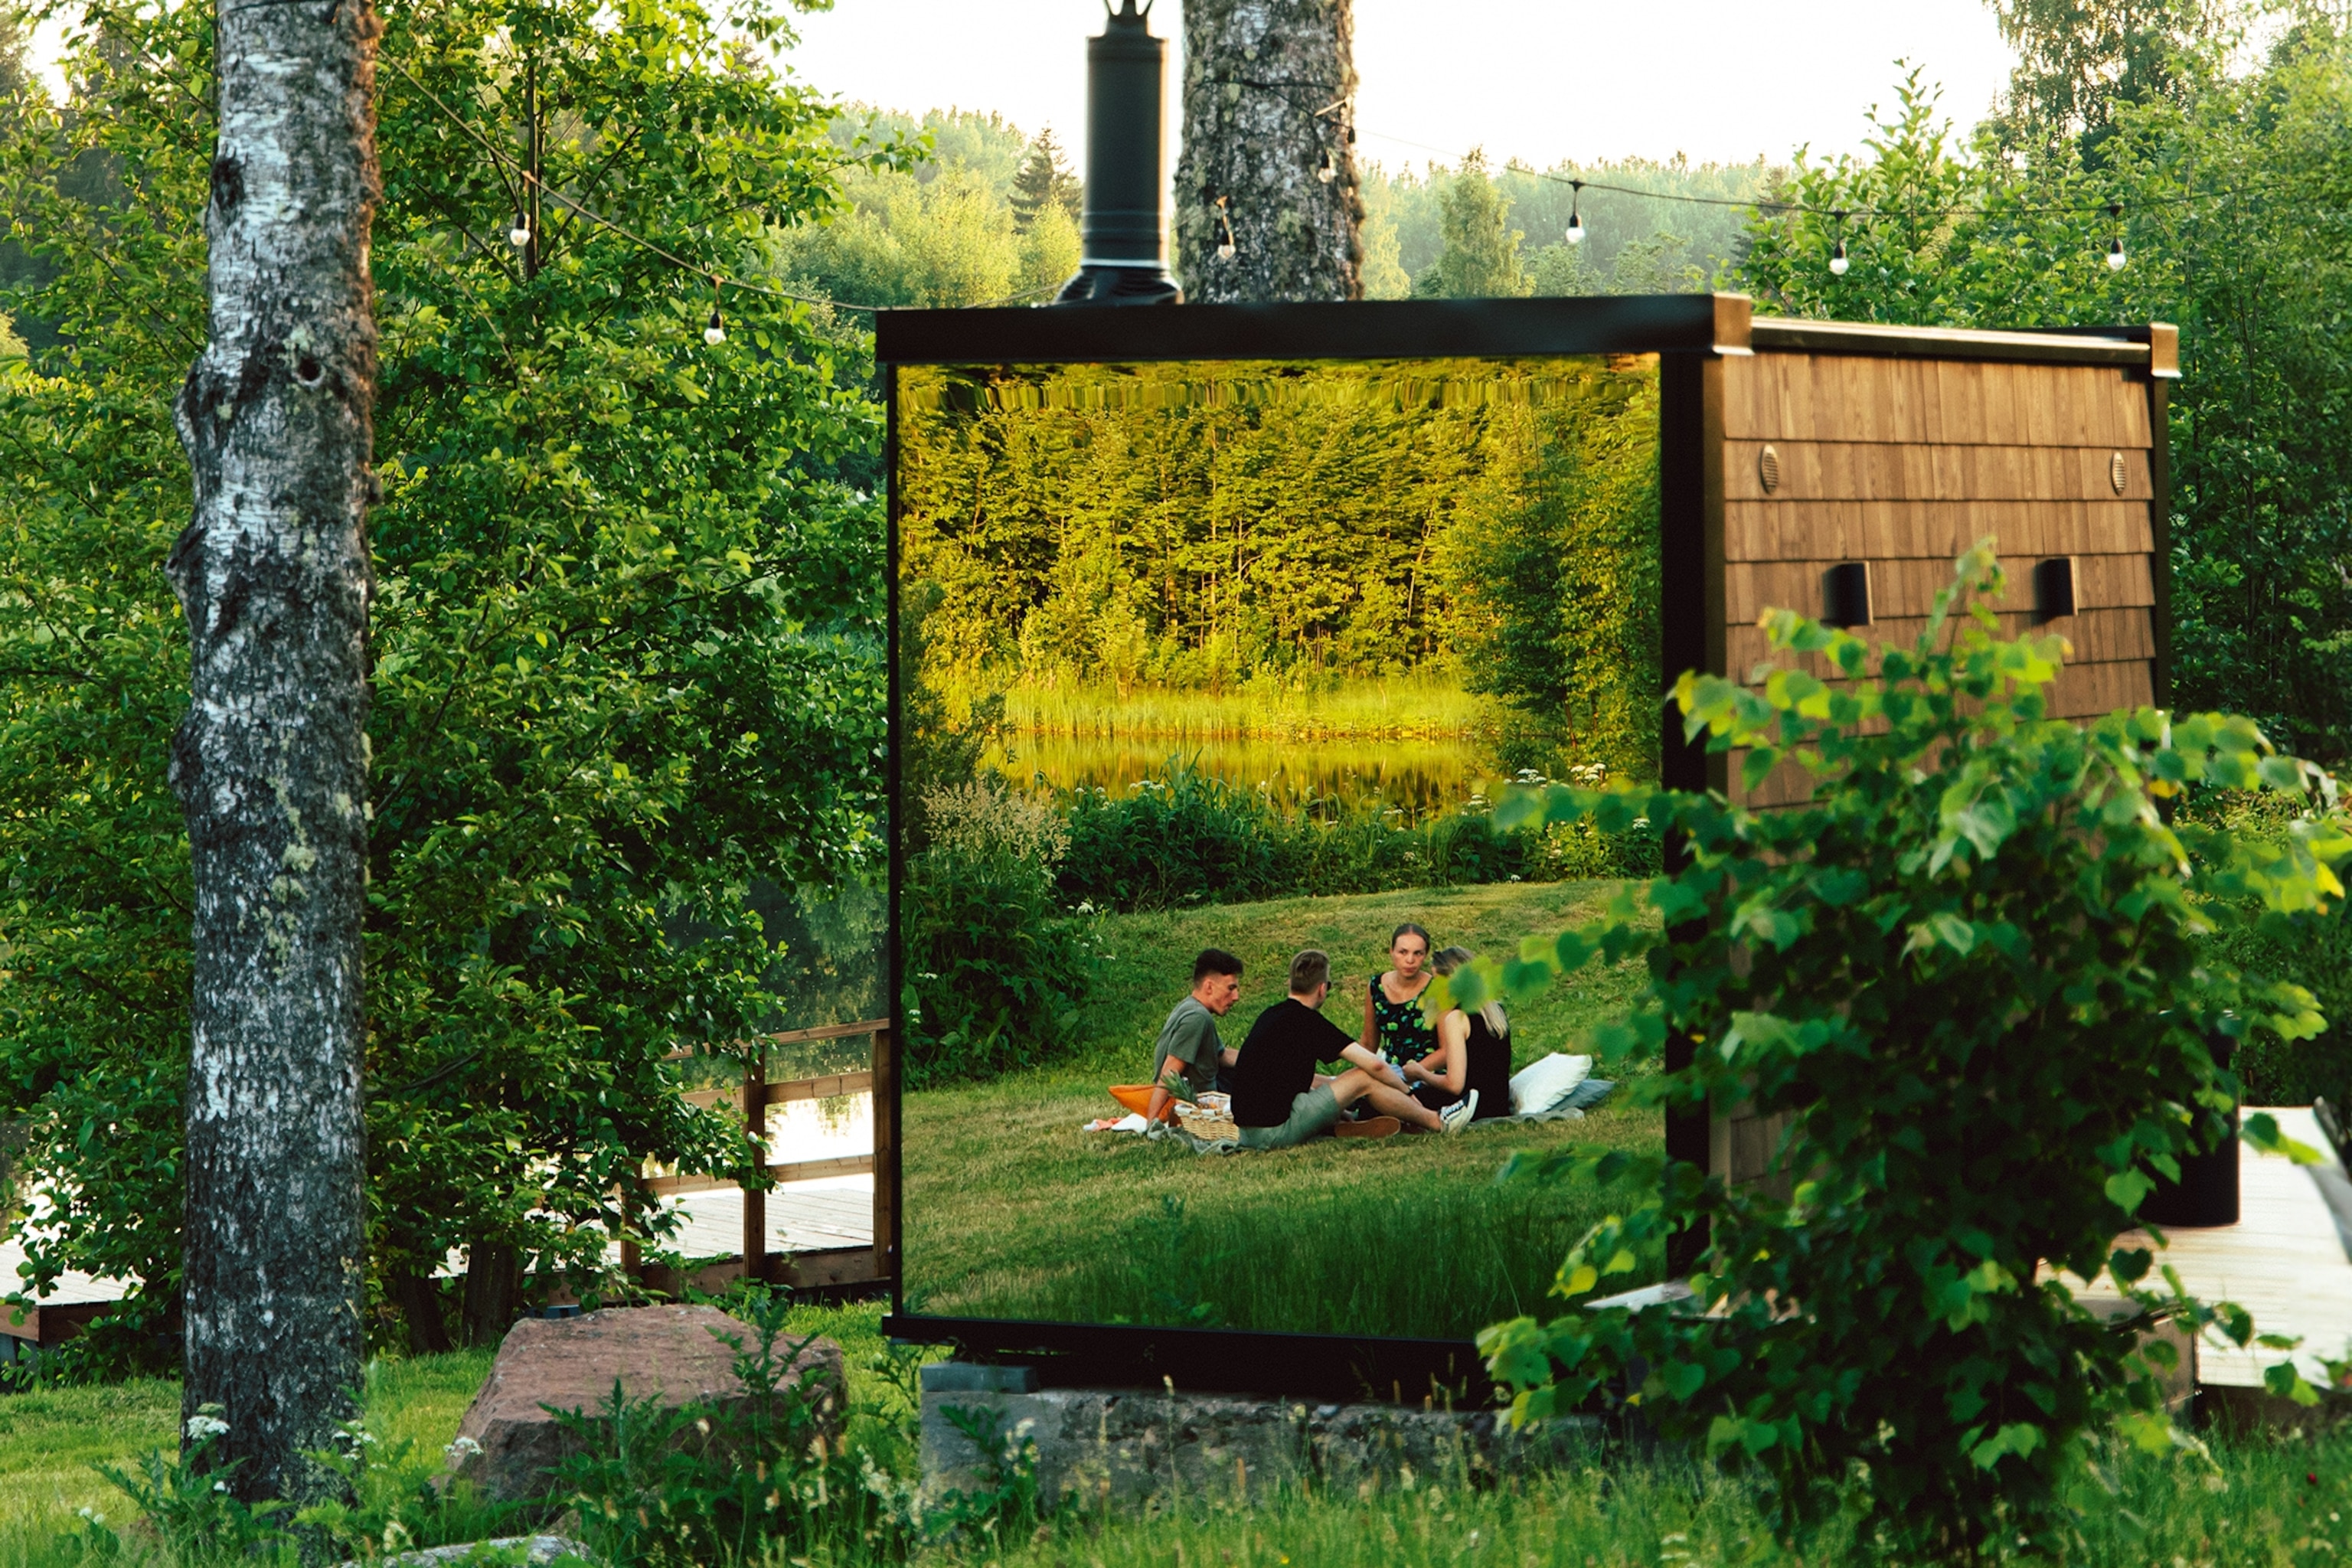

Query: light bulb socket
[1316,149,1336,183]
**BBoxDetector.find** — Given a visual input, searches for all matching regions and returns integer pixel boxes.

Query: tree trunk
[461,1241,522,1348]
[392,1272,454,1355]
[165,0,381,1508]
[1174,0,1361,302]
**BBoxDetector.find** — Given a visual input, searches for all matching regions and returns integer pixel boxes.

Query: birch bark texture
[1174,0,1361,302]
[164,0,381,1505]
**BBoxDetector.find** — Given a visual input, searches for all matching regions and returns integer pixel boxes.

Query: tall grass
[983,1420,2352,1567]
[1003,675,1493,741]
[944,1168,1655,1342]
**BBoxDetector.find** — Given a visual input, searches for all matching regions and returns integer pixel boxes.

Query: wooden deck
[2070,1106,2352,1390]
[656,1174,875,1262]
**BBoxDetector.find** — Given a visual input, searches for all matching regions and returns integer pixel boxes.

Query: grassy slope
[903,881,1664,1341]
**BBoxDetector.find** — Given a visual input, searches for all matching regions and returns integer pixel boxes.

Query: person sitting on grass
[1403,946,1508,1123]
[1145,948,1245,1124]
[1229,949,1475,1149]
[1360,922,1438,1071]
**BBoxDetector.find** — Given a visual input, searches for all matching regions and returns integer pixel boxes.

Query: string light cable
[1355,126,2204,224]
[385,56,1060,317]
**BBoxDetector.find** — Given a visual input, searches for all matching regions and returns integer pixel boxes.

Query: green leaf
[2105,1170,2156,1214]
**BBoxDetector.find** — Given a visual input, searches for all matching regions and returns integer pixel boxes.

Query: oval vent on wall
[1759,444,1781,494]
[2109,452,2128,494]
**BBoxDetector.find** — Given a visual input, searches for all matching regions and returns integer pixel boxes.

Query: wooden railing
[638,1018,894,1291]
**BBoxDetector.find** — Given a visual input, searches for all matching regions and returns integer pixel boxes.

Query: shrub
[550,1288,916,1567]
[1054,758,1659,913]
[901,843,1096,1086]
[2186,791,2352,1106]
[1057,768,1289,910]
[1463,548,2350,1560]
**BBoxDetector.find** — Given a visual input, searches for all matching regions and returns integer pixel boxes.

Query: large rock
[445,1305,844,1501]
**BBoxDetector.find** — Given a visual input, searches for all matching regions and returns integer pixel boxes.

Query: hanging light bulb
[508,211,531,248]
[1565,179,1585,246]
[704,277,725,346]
[2105,201,2128,271]
[1316,147,1337,184]
[1215,196,1237,261]
[1828,211,1850,276]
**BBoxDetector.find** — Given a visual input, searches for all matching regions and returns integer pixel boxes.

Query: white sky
[779,0,2022,172]
[28,0,2022,171]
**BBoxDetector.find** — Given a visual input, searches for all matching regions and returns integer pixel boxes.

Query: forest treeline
[772,101,1764,309]
[898,356,1660,773]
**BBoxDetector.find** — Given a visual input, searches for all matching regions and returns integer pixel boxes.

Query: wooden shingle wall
[1718,351,2163,809]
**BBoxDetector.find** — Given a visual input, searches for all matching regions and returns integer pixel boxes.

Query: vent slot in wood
[1822,561,1873,628]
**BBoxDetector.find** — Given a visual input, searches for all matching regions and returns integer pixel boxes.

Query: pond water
[994,732,1509,818]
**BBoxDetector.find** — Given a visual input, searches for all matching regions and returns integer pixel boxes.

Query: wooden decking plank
[2068,1107,2352,1390]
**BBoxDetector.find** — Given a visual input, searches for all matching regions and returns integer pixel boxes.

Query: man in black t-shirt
[1229,950,1477,1149]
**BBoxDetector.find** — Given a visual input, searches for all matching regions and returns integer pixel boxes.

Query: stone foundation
[919,1376,1597,1508]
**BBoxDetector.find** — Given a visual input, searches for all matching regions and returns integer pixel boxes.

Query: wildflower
[445,1435,485,1462]
[185,1413,230,1441]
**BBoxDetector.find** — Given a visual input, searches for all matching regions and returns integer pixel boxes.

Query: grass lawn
[903,881,1663,1342]
[0,1350,493,1551]
[980,1423,2352,1567]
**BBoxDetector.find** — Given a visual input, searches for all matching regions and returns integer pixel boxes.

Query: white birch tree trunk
[164,0,381,1505]
[1175,0,1361,302]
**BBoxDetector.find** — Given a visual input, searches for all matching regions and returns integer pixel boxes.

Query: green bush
[550,1289,916,1567]
[1054,760,1656,913]
[1464,549,2350,1560]
[900,844,1096,1086]
[2185,791,2352,1107]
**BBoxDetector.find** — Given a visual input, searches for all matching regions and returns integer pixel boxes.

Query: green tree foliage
[1412,150,1525,298]
[895,358,1657,745]
[1368,152,1765,299]
[1008,126,1081,234]
[773,108,1076,310]
[1988,0,2223,152]
[0,0,894,1360]
[1467,549,2347,1558]
[1434,370,1661,778]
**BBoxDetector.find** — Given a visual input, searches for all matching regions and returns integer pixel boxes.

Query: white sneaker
[1441,1089,1478,1134]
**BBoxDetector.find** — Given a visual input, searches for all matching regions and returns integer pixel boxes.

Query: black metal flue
[1055,0,1181,305]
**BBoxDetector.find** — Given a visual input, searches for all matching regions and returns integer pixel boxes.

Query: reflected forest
[896,355,1668,1087]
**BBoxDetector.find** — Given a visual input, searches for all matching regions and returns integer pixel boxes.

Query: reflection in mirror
[895,355,1667,1341]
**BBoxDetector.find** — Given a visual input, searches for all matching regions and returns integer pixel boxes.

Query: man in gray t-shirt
[1145,949,1245,1122]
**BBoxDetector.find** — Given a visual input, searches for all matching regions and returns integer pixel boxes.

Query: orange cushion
[1109,1084,1181,1123]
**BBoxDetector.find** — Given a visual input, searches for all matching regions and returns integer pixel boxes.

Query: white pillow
[1509,1053,1592,1116]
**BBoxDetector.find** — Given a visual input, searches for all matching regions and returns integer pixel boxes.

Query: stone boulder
[444,1305,844,1501]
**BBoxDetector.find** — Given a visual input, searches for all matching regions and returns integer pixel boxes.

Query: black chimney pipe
[1055,0,1181,305]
